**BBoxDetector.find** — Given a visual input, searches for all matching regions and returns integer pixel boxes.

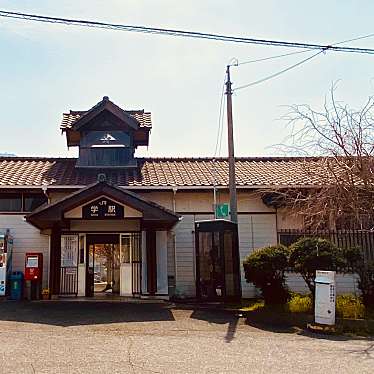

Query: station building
[0,97,357,300]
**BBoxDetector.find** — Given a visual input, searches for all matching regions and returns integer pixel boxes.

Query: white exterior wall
[0,215,49,289]
[238,214,278,297]
[173,211,279,299]
[173,213,213,297]
[0,190,360,298]
[174,215,196,297]
[286,273,359,295]
[168,191,359,298]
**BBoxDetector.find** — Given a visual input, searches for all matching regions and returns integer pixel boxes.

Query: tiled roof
[0,157,326,188]
[61,110,152,129]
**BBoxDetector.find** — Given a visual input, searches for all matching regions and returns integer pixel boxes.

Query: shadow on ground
[0,301,240,341]
[188,308,239,343]
[0,301,176,327]
[244,310,374,342]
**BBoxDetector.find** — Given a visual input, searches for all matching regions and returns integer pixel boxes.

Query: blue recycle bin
[9,271,24,300]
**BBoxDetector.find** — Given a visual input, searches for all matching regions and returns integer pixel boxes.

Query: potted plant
[41,288,50,300]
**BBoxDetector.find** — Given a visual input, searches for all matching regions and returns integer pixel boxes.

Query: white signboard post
[315,270,336,325]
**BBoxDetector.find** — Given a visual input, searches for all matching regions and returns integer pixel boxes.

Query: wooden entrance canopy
[25,181,180,297]
[26,181,181,231]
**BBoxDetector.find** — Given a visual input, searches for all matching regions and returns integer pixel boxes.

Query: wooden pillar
[146,231,157,295]
[49,225,61,296]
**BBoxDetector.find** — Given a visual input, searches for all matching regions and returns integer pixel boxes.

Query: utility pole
[225,65,238,223]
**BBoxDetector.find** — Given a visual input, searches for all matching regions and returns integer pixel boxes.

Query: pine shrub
[243,245,290,305]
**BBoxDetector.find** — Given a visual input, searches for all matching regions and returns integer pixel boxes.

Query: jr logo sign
[82,197,124,219]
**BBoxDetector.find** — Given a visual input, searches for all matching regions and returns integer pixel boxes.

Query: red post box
[25,253,43,281]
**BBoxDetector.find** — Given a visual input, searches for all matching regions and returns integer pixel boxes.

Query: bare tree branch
[268,85,374,231]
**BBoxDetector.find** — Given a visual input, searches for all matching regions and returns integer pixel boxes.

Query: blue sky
[0,0,373,158]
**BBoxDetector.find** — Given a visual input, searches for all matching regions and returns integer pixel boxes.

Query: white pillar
[77,234,86,297]
[77,264,86,296]
[120,234,133,296]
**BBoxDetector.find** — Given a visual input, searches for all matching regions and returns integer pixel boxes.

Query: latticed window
[61,235,79,267]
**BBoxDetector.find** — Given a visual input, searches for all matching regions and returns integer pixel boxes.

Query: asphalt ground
[0,301,372,373]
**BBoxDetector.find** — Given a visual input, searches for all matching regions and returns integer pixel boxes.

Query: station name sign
[82,197,124,219]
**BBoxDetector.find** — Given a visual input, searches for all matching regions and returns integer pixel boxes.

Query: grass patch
[230,294,373,321]
[287,293,312,313]
[234,294,374,336]
[240,300,264,312]
[226,299,264,312]
[286,293,369,319]
[336,294,366,319]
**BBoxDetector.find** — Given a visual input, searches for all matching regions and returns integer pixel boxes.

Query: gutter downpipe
[41,184,50,204]
[172,187,178,297]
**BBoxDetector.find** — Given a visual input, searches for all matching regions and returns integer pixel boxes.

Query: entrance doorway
[90,243,120,294]
[86,234,120,297]
[84,233,142,297]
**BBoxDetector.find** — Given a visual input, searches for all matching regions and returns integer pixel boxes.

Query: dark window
[0,194,22,212]
[0,193,47,213]
[77,130,137,168]
[278,232,304,247]
[23,194,47,212]
[77,147,135,167]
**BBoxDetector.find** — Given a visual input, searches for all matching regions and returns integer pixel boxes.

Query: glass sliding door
[119,233,142,296]
[87,243,120,294]
[86,244,94,297]
[85,234,120,297]
[223,231,237,298]
[120,234,133,296]
[197,232,224,299]
[195,220,241,301]
[111,244,120,294]
[83,233,141,297]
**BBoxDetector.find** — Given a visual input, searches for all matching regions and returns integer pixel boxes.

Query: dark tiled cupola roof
[60,96,152,130]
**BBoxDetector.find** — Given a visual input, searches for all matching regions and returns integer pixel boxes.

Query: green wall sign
[215,203,229,219]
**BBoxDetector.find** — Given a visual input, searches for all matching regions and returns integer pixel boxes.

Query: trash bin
[9,271,24,300]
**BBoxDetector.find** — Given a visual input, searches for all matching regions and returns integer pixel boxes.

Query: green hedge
[243,245,290,305]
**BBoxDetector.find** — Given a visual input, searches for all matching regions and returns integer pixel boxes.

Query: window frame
[0,192,47,214]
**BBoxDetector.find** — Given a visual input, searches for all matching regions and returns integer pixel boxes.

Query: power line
[1,10,374,55]
[212,78,226,212]
[214,79,226,157]
[218,94,226,157]
[333,32,374,46]
[234,50,324,91]
[238,50,309,65]
[237,32,374,65]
